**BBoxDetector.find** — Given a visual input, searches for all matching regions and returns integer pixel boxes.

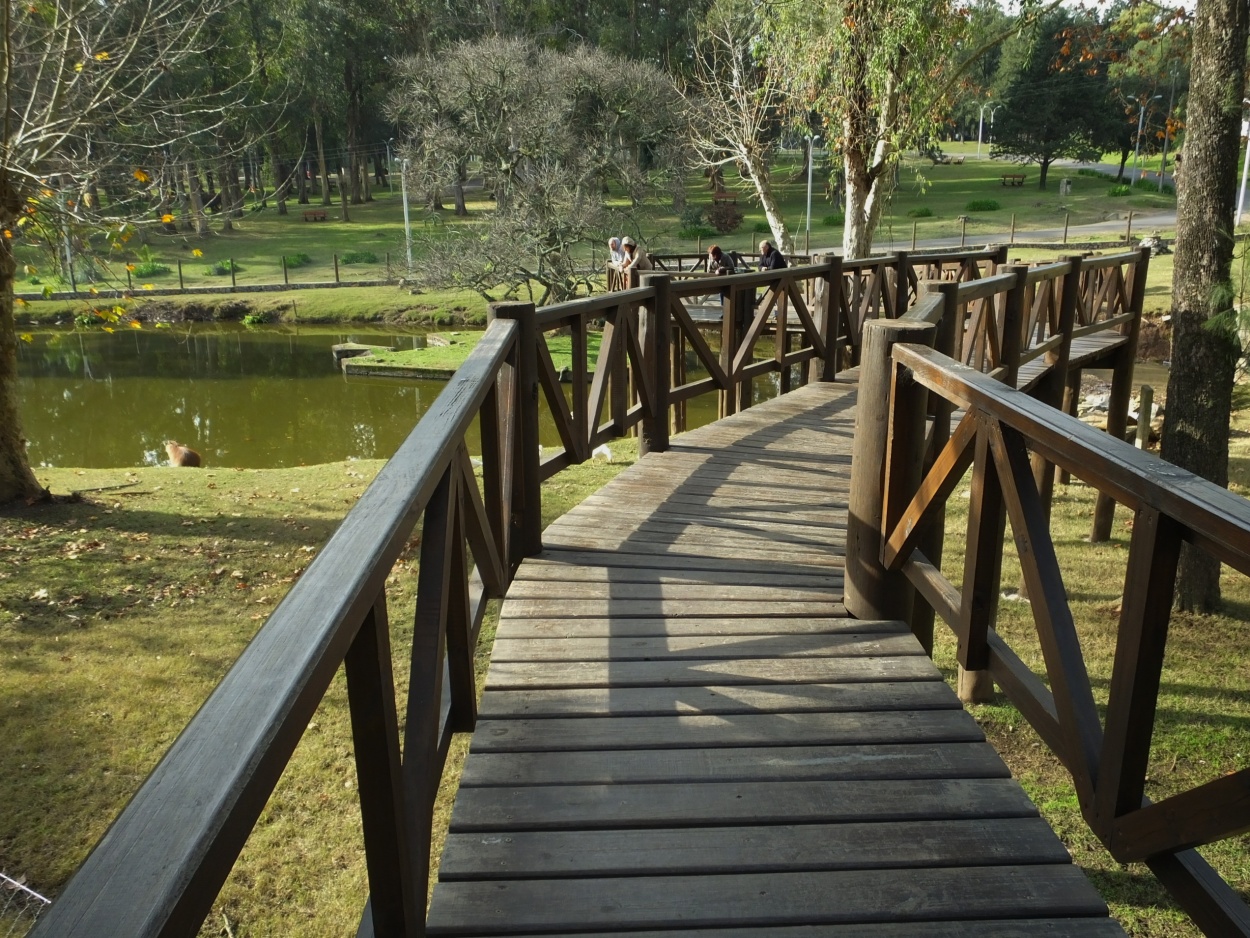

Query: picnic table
[1001,174,1026,186]
[303,209,327,222]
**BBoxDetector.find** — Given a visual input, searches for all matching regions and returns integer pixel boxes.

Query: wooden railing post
[1092,246,1151,541]
[846,318,935,624]
[893,251,910,318]
[345,593,421,938]
[640,273,671,455]
[814,253,840,381]
[490,301,542,562]
[1033,257,1082,513]
[999,266,1029,387]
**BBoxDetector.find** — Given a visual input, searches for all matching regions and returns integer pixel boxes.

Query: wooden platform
[426,380,1123,936]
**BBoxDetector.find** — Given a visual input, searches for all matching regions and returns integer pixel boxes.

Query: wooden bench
[303,209,327,222]
[1001,174,1026,187]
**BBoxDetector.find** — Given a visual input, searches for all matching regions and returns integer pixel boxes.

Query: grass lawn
[353,331,604,375]
[0,441,636,937]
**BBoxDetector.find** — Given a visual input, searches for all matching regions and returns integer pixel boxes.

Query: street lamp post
[977,103,1000,158]
[1129,94,1163,182]
[806,135,819,254]
[401,158,413,272]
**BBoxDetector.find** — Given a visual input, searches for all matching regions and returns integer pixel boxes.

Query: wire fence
[1,873,50,938]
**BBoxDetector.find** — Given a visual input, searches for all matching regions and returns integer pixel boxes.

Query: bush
[678,205,705,231]
[242,313,271,325]
[822,212,845,227]
[965,199,1000,212]
[907,207,934,218]
[339,250,378,265]
[283,252,312,268]
[1108,185,1132,197]
[678,226,715,240]
[1134,176,1174,196]
[205,259,241,276]
[1076,168,1108,179]
[752,221,771,234]
[707,200,743,234]
[132,261,170,277]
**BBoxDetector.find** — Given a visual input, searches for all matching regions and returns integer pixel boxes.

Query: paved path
[425,381,1124,936]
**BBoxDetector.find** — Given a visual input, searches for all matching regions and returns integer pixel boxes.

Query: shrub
[339,250,378,265]
[678,226,715,240]
[907,206,934,218]
[1108,185,1132,197]
[133,261,170,276]
[283,252,312,268]
[752,221,771,234]
[707,200,743,234]
[678,205,705,231]
[1076,168,1108,179]
[822,212,845,227]
[965,199,1000,212]
[242,313,270,325]
[205,259,241,276]
[1133,177,1174,196]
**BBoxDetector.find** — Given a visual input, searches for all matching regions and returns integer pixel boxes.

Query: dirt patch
[1137,314,1171,362]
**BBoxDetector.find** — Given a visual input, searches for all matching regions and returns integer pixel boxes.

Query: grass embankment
[14,151,1179,327]
[348,331,604,377]
[0,441,636,937]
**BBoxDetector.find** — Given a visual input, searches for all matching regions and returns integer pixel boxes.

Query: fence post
[229,259,236,290]
[334,254,340,283]
[1092,245,1151,541]
[491,301,542,563]
[960,216,967,248]
[1063,212,1070,244]
[177,259,184,292]
[845,318,936,627]
[1010,213,1016,245]
[813,253,840,381]
[911,221,917,251]
[1125,210,1134,244]
[281,255,289,285]
[1135,385,1154,449]
[126,267,133,291]
[640,274,671,456]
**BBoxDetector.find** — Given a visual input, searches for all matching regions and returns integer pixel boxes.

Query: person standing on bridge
[607,237,625,267]
[758,240,787,271]
[620,236,652,273]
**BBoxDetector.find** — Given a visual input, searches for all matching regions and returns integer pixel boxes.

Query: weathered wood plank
[500,582,843,603]
[476,680,956,719]
[449,777,1037,831]
[489,633,918,661]
[528,548,842,575]
[440,922,1126,938]
[425,865,1107,934]
[468,709,982,753]
[458,741,1010,787]
[439,816,1071,879]
[511,563,840,588]
[493,616,891,639]
[483,656,936,689]
[499,598,848,619]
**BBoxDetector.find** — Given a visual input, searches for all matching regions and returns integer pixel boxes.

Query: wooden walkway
[426,380,1124,936]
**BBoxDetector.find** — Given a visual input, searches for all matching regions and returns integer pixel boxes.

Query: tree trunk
[453,161,468,216]
[360,154,372,202]
[271,141,288,216]
[1116,147,1130,182]
[339,166,351,221]
[185,164,208,236]
[297,159,309,205]
[219,159,234,232]
[740,149,792,254]
[0,232,48,504]
[1159,0,1249,612]
[842,149,886,259]
[315,114,331,206]
[1038,158,1052,189]
[228,157,244,218]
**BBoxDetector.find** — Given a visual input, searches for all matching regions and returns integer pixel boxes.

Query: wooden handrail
[31,320,527,938]
[853,336,1250,936]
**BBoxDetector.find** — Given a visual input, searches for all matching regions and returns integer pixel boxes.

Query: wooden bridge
[32,248,1250,937]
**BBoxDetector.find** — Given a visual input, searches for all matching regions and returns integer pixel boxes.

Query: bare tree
[0,0,248,503]
[683,0,794,252]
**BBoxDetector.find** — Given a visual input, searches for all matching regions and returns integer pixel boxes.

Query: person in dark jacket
[707,244,735,275]
[758,240,787,271]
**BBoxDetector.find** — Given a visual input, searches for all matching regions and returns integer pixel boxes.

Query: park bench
[1001,173,1026,186]
[303,209,327,222]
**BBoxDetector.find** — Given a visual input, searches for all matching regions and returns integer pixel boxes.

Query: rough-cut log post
[491,301,542,563]
[846,318,935,624]
[893,251,910,318]
[640,274,671,455]
[1092,246,1151,541]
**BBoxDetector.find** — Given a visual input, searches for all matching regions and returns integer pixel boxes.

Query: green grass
[0,440,638,936]
[356,331,603,374]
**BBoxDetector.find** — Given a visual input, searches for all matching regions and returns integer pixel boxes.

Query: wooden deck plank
[427,380,1123,937]
[438,816,1071,879]
[425,865,1107,934]
[459,741,1011,787]
[476,680,957,719]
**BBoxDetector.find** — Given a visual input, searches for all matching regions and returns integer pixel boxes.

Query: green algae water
[15,324,727,469]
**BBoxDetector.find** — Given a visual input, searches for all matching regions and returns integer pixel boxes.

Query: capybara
[165,441,202,467]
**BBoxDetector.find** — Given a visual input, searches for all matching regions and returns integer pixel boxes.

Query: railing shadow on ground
[32,244,1170,937]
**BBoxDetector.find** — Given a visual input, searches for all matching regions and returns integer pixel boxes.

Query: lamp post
[976,103,1000,158]
[806,135,819,254]
[1129,94,1162,182]
[401,158,413,272]
[1237,100,1250,227]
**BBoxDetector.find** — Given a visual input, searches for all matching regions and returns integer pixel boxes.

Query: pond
[15,324,729,469]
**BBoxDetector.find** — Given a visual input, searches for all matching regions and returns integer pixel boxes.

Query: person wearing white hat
[620,236,652,271]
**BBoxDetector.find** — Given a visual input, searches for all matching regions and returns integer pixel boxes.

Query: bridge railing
[30,318,541,938]
[848,310,1250,936]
